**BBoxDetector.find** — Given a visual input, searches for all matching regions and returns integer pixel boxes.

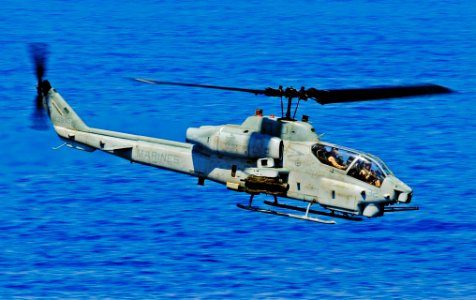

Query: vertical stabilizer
[42,81,89,132]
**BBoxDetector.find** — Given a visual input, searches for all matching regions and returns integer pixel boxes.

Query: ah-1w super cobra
[30,43,452,224]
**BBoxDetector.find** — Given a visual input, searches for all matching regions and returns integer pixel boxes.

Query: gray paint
[45,86,413,220]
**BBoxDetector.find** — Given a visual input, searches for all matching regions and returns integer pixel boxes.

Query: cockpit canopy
[311,143,392,187]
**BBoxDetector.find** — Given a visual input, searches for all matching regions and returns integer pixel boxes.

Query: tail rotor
[29,43,50,129]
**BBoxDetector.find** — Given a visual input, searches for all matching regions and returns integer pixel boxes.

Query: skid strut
[236,194,336,224]
[263,200,363,221]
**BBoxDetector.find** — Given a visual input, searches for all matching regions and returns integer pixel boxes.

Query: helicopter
[29,43,452,224]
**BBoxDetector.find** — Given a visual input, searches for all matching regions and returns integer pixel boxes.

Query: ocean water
[1,1,475,299]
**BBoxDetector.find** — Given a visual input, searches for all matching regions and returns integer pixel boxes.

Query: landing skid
[263,200,363,221]
[236,203,336,224]
[236,194,336,224]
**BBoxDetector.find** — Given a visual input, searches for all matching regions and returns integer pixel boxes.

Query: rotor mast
[281,87,303,120]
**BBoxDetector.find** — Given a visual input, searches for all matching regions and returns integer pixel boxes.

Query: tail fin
[42,81,89,132]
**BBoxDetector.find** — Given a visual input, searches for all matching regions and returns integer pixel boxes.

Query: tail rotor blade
[31,96,48,130]
[29,43,49,130]
[29,43,49,84]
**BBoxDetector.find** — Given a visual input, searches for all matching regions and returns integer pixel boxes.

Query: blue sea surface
[1,1,475,299]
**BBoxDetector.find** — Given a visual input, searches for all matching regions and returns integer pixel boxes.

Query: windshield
[366,153,393,176]
[312,143,390,188]
[312,144,357,171]
[347,157,386,187]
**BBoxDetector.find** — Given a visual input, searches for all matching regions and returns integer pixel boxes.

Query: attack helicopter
[29,43,452,224]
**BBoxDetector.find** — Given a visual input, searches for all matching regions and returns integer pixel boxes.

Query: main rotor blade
[133,78,453,105]
[133,78,267,95]
[308,84,453,105]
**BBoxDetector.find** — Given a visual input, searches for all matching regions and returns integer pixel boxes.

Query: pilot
[327,147,347,170]
[359,162,381,187]
[311,144,322,155]
[312,144,327,164]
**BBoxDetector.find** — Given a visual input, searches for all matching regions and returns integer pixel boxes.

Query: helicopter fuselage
[46,86,412,219]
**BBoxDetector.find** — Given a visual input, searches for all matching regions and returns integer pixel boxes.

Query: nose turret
[381,175,413,203]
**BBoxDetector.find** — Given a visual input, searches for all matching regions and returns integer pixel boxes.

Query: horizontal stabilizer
[101,145,133,151]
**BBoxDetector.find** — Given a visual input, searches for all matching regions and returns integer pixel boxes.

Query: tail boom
[46,84,197,176]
